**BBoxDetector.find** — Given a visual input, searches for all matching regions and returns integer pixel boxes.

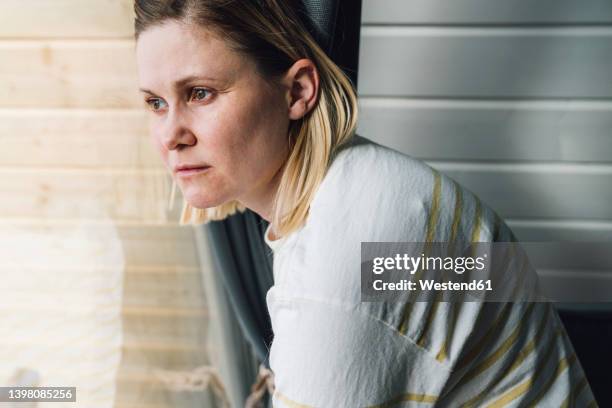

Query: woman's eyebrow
[139,75,221,96]
[138,88,156,95]
[173,74,220,88]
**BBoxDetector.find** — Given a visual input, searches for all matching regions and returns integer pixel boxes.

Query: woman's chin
[177,178,237,208]
[182,191,228,209]
[185,198,219,209]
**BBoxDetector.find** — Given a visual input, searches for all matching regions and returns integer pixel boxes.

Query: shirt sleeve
[267,295,453,407]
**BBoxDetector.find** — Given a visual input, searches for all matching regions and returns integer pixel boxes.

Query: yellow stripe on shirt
[426,169,442,243]
[455,302,514,373]
[460,306,553,407]
[398,169,442,335]
[471,197,482,243]
[526,352,578,406]
[458,302,537,391]
[366,392,438,408]
[560,377,589,408]
[436,181,465,361]
[275,389,438,408]
[485,342,576,408]
[274,390,314,408]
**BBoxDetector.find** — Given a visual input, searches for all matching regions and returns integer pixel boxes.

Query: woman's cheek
[151,136,168,162]
[147,131,170,170]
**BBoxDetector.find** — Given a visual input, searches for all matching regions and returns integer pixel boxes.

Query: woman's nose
[162,108,196,150]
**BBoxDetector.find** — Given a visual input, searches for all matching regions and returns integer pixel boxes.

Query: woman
[134,0,597,406]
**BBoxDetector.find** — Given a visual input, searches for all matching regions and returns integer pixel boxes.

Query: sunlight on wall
[0,1,223,407]
[0,212,124,407]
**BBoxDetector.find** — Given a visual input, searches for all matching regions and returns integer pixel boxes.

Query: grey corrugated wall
[356,0,612,307]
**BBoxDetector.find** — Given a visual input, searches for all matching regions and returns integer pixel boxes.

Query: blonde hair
[135,0,358,239]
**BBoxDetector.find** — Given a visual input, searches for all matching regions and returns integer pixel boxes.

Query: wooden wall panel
[1,0,134,38]
[0,109,157,167]
[0,169,177,222]
[0,2,219,406]
[0,40,140,108]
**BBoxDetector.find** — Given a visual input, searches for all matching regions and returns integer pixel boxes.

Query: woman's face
[136,20,292,216]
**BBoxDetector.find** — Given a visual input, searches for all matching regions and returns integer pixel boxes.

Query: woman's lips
[175,166,211,176]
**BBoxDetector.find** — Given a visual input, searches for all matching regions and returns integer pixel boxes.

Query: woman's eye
[190,88,211,102]
[146,98,167,112]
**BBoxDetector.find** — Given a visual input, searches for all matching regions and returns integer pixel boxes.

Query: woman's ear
[283,59,320,120]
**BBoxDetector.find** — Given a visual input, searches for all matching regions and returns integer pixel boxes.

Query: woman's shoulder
[326,134,433,181]
[311,134,436,210]
[310,134,512,244]
[278,135,517,306]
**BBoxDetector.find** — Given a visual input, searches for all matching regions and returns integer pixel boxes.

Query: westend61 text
[372,279,493,291]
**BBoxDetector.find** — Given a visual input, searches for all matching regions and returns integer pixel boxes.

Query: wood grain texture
[0,109,157,167]
[0,3,218,407]
[0,168,176,222]
[0,40,140,108]
[0,224,199,269]
[0,0,134,38]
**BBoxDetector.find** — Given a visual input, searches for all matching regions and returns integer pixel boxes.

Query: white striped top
[264,135,597,407]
